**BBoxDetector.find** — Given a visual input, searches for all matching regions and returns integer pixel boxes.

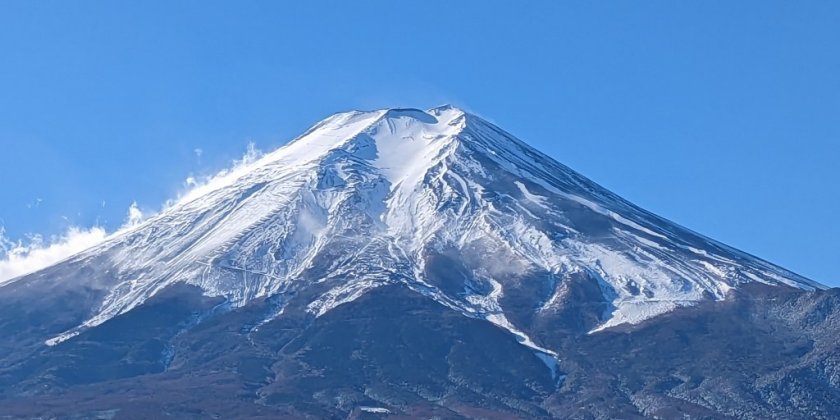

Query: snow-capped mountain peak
[24,106,822,347]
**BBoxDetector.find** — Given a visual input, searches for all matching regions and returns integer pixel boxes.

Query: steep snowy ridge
[19,105,822,349]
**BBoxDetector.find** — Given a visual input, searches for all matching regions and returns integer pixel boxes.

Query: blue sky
[0,1,838,285]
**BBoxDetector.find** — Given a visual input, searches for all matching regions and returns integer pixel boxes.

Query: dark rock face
[545,285,840,419]
[0,280,838,419]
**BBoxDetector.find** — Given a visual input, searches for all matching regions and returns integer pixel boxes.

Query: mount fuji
[0,106,837,419]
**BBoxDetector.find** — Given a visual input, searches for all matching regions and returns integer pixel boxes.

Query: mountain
[0,106,837,419]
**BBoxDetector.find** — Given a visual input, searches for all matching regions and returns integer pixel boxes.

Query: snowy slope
[13,105,822,347]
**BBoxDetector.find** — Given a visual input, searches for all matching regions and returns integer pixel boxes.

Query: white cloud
[170,142,263,208]
[0,142,262,285]
[0,200,152,284]
[127,201,144,227]
[26,198,43,209]
[0,226,107,284]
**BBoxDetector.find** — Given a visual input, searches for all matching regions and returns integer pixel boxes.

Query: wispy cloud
[0,142,264,285]
[0,226,107,284]
[127,201,144,227]
[0,202,148,285]
[26,198,43,209]
[169,142,263,208]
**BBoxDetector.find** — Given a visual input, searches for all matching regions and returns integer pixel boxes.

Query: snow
[590,300,682,333]
[45,330,80,347]
[534,351,562,383]
[18,105,821,352]
[359,406,391,414]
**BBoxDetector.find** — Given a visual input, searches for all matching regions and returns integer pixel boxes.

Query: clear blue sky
[1,1,838,285]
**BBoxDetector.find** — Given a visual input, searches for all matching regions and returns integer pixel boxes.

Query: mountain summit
[1,107,836,419]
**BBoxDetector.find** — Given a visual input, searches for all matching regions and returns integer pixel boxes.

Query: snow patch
[359,406,391,414]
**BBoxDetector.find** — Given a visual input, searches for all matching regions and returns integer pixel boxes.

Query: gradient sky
[1,1,838,285]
